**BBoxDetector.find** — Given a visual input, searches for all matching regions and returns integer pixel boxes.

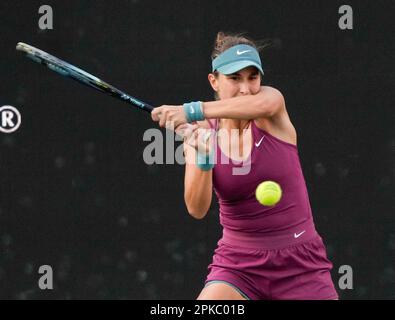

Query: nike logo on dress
[236,50,251,55]
[189,106,195,113]
[294,230,306,238]
[255,136,265,147]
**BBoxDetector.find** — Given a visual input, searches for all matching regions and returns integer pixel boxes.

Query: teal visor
[212,44,264,75]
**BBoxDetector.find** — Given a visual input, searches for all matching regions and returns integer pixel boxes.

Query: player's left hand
[151,105,187,129]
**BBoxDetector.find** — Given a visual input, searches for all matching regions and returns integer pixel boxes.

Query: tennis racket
[16,42,154,113]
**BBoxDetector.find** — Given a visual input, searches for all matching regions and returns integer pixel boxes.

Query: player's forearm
[184,164,212,219]
[202,87,280,120]
[183,144,213,219]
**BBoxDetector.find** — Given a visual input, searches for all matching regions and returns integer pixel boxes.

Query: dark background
[0,0,394,299]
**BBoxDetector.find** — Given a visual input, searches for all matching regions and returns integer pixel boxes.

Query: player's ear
[208,73,219,92]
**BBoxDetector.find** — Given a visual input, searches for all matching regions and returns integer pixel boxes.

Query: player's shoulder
[259,86,287,119]
[261,85,285,101]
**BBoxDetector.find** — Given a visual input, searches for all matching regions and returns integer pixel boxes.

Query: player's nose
[239,82,251,95]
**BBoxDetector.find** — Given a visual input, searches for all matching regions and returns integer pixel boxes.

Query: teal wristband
[196,149,215,171]
[183,101,205,123]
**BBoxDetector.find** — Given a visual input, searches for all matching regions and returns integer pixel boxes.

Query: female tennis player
[151,32,338,300]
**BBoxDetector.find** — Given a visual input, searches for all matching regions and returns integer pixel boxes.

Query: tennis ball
[255,181,282,206]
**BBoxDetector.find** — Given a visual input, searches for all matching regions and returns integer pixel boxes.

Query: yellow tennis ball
[255,181,282,206]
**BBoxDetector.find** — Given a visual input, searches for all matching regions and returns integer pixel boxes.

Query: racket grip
[120,93,154,113]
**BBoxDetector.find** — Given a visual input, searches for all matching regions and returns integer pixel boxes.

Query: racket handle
[120,93,154,113]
